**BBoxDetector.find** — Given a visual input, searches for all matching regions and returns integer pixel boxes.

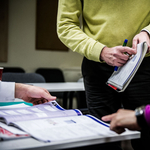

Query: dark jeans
[82,56,150,150]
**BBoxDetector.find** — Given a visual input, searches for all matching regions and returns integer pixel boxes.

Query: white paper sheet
[13,115,117,142]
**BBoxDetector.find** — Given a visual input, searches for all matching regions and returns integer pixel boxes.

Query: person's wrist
[100,46,107,61]
[141,30,150,38]
[135,105,148,129]
[15,83,27,99]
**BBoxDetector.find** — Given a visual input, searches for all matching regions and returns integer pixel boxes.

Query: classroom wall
[0,0,83,81]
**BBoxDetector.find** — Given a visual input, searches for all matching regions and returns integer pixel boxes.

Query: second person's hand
[15,83,57,105]
[132,31,150,53]
[100,46,136,67]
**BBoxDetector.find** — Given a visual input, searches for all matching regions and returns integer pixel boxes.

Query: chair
[2,73,45,83]
[35,68,65,83]
[3,67,25,73]
[35,68,68,108]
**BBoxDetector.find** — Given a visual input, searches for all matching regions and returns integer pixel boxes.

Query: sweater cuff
[141,29,150,36]
[144,105,150,127]
[91,42,106,63]
[0,81,15,102]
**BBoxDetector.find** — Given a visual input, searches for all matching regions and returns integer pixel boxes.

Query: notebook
[107,42,148,92]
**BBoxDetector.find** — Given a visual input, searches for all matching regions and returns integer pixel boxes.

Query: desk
[32,82,85,92]
[0,130,140,150]
[32,82,85,109]
[0,87,140,150]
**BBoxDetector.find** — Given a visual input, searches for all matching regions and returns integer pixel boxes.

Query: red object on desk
[0,127,29,140]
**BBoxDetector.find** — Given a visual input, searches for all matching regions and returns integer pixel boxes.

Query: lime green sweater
[57,0,150,62]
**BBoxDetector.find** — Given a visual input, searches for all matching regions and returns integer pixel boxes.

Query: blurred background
[0,0,83,82]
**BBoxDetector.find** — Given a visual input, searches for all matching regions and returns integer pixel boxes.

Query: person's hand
[100,46,136,67]
[101,109,141,134]
[132,31,150,53]
[15,83,56,105]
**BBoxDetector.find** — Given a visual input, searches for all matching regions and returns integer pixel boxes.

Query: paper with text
[107,42,148,91]
[0,101,82,125]
[13,115,116,142]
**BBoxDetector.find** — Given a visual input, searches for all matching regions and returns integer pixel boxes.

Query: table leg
[63,92,68,109]
[69,91,74,109]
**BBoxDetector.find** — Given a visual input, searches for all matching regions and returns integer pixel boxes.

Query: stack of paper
[107,42,148,92]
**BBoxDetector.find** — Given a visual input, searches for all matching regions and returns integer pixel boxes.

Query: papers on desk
[0,122,26,135]
[13,115,114,142]
[0,103,30,109]
[0,101,140,143]
[0,104,30,140]
[0,122,30,140]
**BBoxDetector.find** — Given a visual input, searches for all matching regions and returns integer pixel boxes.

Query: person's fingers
[32,98,50,105]
[132,36,139,49]
[38,100,42,104]
[40,89,57,101]
[102,114,126,134]
[28,98,42,105]
[32,99,40,105]
[25,96,54,105]
[41,99,49,103]
[101,113,116,121]
[147,43,150,53]
[110,126,125,134]
[122,47,137,56]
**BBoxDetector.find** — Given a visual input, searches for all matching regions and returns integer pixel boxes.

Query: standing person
[0,82,56,105]
[57,0,150,149]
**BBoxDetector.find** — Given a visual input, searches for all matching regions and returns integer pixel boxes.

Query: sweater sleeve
[143,25,150,35]
[144,105,150,127]
[57,0,105,62]
[0,81,15,102]
[142,25,150,57]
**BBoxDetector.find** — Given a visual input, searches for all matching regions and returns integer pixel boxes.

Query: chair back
[2,73,45,83]
[35,68,65,82]
[3,67,25,73]
[35,68,66,107]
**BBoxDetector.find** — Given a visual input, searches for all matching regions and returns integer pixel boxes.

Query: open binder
[107,42,148,92]
[0,101,140,143]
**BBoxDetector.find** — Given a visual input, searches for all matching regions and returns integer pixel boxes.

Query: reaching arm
[102,105,150,134]
[15,83,56,105]
[102,109,141,134]
[57,0,105,62]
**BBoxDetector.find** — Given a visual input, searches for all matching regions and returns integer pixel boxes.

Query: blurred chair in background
[2,73,45,83]
[3,67,25,73]
[35,68,68,108]
[35,68,64,83]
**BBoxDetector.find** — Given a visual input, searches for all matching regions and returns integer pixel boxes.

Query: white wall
[0,0,83,81]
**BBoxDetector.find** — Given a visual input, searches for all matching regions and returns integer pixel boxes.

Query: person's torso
[82,0,150,47]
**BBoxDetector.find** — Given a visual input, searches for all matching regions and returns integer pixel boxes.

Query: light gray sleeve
[0,81,15,102]
[141,29,150,35]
